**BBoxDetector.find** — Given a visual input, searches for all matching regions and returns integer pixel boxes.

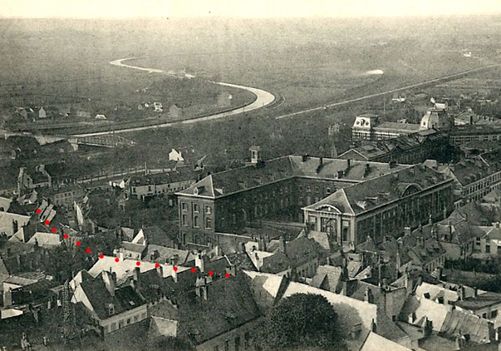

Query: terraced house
[175,148,412,247]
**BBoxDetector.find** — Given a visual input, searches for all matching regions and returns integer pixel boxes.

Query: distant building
[352,109,452,142]
[127,168,197,201]
[17,165,52,193]
[38,107,47,119]
[95,114,107,120]
[168,148,184,162]
[339,130,450,164]
[450,124,501,145]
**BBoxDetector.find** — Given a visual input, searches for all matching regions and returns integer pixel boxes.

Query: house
[148,273,262,351]
[360,331,412,351]
[0,211,30,238]
[168,148,184,162]
[246,235,325,279]
[38,107,47,119]
[127,168,197,201]
[450,124,501,145]
[153,102,163,112]
[400,281,497,344]
[71,270,148,336]
[17,165,52,192]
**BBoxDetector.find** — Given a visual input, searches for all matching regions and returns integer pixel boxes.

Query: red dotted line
[58,230,233,279]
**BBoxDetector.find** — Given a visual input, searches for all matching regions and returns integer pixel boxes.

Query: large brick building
[175,149,412,248]
[303,164,454,247]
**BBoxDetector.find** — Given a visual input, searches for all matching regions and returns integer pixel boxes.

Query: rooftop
[177,155,410,199]
[305,164,452,214]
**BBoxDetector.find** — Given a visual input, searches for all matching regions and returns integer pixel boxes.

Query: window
[148,185,152,192]
[182,214,187,226]
[182,202,187,210]
[206,206,212,214]
[193,204,199,212]
[491,310,498,319]
[205,217,212,229]
[224,340,230,351]
[193,216,199,228]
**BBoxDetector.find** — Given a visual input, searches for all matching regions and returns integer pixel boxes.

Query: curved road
[73,58,275,137]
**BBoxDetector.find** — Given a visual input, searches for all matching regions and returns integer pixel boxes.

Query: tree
[257,293,345,351]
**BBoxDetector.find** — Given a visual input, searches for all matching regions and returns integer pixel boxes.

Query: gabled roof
[149,273,261,345]
[177,155,410,199]
[78,273,146,320]
[360,331,412,351]
[307,165,451,214]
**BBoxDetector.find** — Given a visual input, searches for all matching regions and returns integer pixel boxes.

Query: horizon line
[1,13,501,20]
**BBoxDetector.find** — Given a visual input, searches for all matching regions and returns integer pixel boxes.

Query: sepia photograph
[1,0,501,350]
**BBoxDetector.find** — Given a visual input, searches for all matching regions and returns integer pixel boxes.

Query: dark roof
[455,291,501,311]
[129,168,198,186]
[79,273,146,320]
[149,273,261,345]
[306,164,452,214]
[373,121,421,132]
[177,155,410,199]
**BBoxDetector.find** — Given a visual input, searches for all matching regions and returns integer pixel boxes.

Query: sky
[1,0,501,19]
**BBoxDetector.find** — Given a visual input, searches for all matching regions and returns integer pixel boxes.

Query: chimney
[195,252,205,273]
[365,287,374,303]
[195,276,209,301]
[12,220,18,235]
[458,285,465,301]
[346,159,351,170]
[132,266,141,291]
[428,214,433,225]
[102,271,116,296]
[340,281,348,295]
[404,227,411,237]
[279,235,287,255]
[249,146,261,164]
[156,264,163,278]
[302,154,309,162]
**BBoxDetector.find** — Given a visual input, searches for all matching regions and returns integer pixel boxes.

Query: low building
[450,124,501,145]
[71,271,148,336]
[127,168,197,201]
[17,165,52,193]
[148,273,262,351]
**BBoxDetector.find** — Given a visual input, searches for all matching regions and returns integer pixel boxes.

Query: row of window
[104,312,147,333]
